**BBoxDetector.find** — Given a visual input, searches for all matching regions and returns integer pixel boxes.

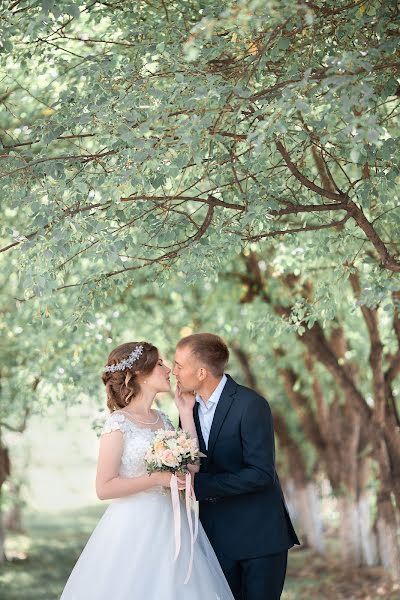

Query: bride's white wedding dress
[60,410,234,600]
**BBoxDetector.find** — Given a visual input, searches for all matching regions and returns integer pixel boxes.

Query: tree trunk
[231,342,325,554]
[321,401,378,567]
[376,497,400,580]
[356,459,378,567]
[297,481,325,554]
[276,428,325,555]
[376,440,400,580]
[357,490,378,566]
[337,493,363,565]
[283,478,325,552]
[0,496,5,563]
[3,481,24,533]
[0,441,10,563]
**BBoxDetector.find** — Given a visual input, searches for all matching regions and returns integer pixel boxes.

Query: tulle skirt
[60,489,234,599]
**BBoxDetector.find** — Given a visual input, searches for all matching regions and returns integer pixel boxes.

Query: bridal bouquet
[145,429,203,585]
[144,428,203,475]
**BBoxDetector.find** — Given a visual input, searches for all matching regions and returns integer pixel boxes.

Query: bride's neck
[125,392,156,415]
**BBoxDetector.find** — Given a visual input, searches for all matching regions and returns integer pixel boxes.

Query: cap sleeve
[158,410,175,431]
[101,412,131,435]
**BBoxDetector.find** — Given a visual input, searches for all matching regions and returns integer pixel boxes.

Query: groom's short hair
[177,333,229,377]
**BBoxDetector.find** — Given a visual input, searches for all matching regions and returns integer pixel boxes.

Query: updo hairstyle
[102,342,159,412]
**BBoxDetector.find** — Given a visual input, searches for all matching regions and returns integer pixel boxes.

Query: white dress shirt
[195,374,227,449]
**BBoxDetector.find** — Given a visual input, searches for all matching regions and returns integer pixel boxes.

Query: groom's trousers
[216,550,288,600]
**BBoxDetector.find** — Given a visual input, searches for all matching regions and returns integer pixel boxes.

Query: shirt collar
[196,374,227,408]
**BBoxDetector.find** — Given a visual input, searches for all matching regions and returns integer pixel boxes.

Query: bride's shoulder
[101,410,131,435]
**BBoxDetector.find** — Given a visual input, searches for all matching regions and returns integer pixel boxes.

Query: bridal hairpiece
[104,345,144,373]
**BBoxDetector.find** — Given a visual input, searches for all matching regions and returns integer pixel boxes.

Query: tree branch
[275,139,344,201]
[346,202,400,272]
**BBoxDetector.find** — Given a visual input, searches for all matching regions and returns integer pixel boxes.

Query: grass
[0,506,104,600]
[0,506,398,600]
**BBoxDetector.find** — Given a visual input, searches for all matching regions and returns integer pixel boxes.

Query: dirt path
[285,548,400,600]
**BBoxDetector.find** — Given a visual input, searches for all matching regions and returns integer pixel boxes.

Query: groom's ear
[198,367,207,381]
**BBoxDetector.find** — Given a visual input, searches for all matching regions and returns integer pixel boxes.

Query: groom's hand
[175,384,196,414]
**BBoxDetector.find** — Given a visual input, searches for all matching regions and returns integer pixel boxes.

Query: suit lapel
[193,402,207,456]
[207,374,237,460]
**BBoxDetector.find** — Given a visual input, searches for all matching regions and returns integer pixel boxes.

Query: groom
[173,332,300,600]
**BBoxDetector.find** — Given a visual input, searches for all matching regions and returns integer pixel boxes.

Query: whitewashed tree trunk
[338,495,361,565]
[285,479,325,554]
[357,492,378,566]
[377,511,400,581]
[0,501,6,563]
[283,479,298,523]
[302,482,325,554]
[374,441,400,580]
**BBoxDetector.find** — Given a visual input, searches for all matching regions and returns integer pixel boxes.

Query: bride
[60,341,234,599]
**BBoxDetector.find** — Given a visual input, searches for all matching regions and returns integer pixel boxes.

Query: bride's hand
[153,471,173,487]
[175,384,196,414]
[153,471,186,490]
[176,471,195,490]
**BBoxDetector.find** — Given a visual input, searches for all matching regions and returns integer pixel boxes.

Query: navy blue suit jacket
[192,374,300,560]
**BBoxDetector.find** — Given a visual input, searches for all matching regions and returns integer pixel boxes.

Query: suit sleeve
[194,395,277,501]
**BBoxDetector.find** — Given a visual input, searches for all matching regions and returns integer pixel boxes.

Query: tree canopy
[0,0,399,320]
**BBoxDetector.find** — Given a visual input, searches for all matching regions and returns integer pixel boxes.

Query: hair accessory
[104,345,144,373]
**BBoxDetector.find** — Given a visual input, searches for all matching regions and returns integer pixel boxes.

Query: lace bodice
[101,410,175,478]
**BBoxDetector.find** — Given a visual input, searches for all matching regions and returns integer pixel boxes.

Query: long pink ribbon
[170,473,199,585]
[170,473,181,560]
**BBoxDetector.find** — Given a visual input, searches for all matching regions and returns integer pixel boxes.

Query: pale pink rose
[162,450,178,468]
[179,439,191,451]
